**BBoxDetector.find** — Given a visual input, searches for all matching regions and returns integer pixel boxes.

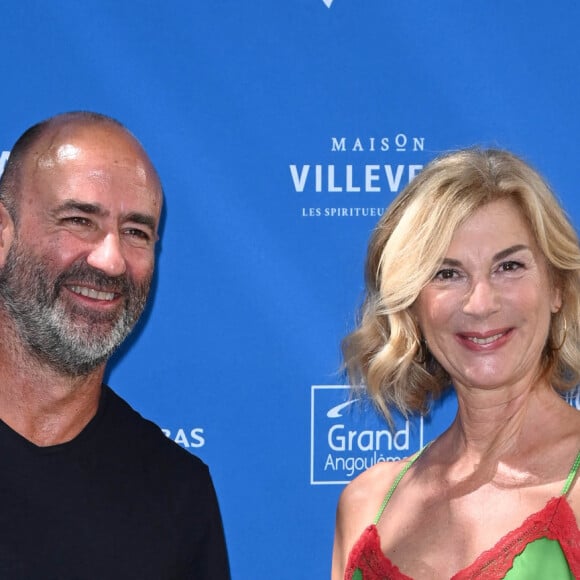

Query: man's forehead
[43,143,82,166]
[34,122,142,165]
[27,122,162,192]
[19,122,163,217]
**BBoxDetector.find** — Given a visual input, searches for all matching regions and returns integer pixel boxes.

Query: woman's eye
[434,268,458,280]
[499,260,524,272]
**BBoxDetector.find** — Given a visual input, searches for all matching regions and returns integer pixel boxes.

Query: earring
[553,316,568,351]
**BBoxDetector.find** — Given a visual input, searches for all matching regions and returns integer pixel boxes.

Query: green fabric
[352,539,571,579]
[502,537,572,579]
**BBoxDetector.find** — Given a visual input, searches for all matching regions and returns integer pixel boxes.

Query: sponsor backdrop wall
[2,2,580,577]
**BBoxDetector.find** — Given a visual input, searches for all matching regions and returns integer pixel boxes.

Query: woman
[331,148,580,579]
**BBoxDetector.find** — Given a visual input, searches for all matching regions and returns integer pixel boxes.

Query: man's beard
[0,238,151,376]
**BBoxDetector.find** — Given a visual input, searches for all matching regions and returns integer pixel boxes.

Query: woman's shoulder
[332,457,409,579]
[337,456,414,527]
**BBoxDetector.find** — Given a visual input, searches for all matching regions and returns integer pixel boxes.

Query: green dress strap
[561,448,580,495]
[373,444,429,525]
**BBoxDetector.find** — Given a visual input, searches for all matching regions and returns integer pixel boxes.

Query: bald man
[0,112,230,579]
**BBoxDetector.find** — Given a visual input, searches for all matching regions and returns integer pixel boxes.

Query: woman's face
[413,199,561,393]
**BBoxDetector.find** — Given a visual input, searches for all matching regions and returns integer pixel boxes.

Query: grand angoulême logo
[310,385,425,485]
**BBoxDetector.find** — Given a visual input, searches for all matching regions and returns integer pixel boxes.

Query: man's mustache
[52,261,131,299]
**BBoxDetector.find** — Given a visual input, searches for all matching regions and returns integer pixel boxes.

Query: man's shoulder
[100,385,209,475]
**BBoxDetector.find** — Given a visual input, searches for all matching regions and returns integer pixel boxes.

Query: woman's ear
[550,286,563,314]
[0,203,15,267]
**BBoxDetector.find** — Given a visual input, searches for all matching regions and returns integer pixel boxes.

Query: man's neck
[0,317,105,446]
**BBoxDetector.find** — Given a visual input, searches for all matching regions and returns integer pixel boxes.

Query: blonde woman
[332,149,580,579]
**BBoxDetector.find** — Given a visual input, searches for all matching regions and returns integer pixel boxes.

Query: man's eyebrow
[441,244,531,267]
[55,199,107,216]
[124,212,157,231]
[53,200,157,231]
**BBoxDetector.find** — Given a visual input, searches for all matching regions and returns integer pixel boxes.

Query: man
[0,112,230,579]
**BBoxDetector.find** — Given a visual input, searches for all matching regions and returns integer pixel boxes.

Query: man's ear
[0,202,15,267]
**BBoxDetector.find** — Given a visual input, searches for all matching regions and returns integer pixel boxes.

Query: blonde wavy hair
[343,148,580,423]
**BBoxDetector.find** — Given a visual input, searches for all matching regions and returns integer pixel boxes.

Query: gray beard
[0,238,151,376]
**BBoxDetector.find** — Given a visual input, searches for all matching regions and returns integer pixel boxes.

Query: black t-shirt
[0,386,230,580]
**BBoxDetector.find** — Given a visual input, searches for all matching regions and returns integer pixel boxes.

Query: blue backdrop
[2,2,580,578]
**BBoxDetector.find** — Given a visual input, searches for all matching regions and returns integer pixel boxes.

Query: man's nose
[86,232,127,277]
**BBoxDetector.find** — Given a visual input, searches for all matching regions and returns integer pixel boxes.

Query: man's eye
[62,216,92,227]
[125,228,152,242]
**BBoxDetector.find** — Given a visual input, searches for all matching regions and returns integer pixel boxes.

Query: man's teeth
[70,286,115,301]
[468,332,505,345]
